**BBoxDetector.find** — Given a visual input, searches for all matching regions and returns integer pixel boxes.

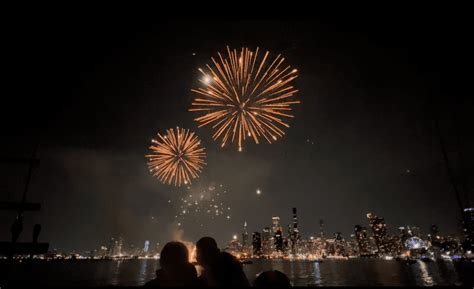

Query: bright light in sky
[256,189,261,195]
[233,234,237,240]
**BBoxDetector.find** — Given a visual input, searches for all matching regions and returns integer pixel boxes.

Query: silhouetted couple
[145,236,291,287]
[144,236,249,287]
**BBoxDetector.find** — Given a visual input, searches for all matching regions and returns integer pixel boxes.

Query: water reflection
[110,260,122,286]
[4,258,472,286]
[416,260,434,286]
[288,260,295,281]
[313,261,322,286]
[441,260,461,286]
[136,259,148,285]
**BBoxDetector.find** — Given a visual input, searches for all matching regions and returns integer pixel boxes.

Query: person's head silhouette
[196,236,220,267]
[254,270,292,287]
[159,241,189,270]
[144,241,199,287]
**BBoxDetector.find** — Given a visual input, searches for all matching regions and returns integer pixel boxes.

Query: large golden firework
[146,127,206,186]
[189,46,300,151]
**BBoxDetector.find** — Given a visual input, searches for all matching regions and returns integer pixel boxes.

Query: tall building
[292,208,299,235]
[289,207,301,254]
[367,213,389,255]
[398,226,411,244]
[347,234,359,256]
[107,237,115,256]
[411,226,421,237]
[274,229,284,253]
[116,236,123,256]
[262,227,272,255]
[99,246,108,257]
[143,240,150,254]
[252,232,262,256]
[334,232,346,256]
[354,225,370,256]
[462,207,474,251]
[242,221,250,255]
[319,219,325,239]
[272,216,281,234]
[287,224,292,241]
[325,238,336,255]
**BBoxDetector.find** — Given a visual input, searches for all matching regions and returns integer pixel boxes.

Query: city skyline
[49,206,471,257]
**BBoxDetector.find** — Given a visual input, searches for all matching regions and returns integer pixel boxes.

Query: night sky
[1,18,472,252]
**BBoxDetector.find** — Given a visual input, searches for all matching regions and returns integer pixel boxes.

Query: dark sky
[1,18,472,252]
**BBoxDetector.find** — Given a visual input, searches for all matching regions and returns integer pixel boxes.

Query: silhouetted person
[10,214,23,243]
[254,270,292,287]
[196,237,249,287]
[144,241,200,287]
[33,224,41,243]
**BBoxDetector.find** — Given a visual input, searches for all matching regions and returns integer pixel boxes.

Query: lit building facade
[354,225,370,256]
[367,213,389,255]
[252,232,262,256]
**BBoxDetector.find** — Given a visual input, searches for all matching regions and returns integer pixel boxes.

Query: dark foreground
[1,258,473,286]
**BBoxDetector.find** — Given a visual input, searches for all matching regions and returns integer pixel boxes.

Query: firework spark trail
[146,127,206,186]
[190,46,300,151]
[174,183,231,225]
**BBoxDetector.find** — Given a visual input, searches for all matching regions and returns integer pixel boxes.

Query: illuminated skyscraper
[107,237,115,256]
[272,216,281,234]
[262,227,272,255]
[367,213,389,255]
[354,225,370,256]
[252,232,262,256]
[242,221,250,254]
[319,219,325,239]
[117,236,123,256]
[274,229,284,252]
[143,240,150,254]
[462,207,474,251]
[398,226,411,244]
[289,207,301,254]
[334,232,346,256]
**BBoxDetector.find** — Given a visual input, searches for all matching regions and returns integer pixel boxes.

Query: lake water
[1,259,473,286]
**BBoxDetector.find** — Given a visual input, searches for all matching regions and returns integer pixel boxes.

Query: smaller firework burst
[146,127,206,186]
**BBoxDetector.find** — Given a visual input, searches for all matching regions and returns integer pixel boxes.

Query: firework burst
[190,46,300,151]
[146,127,206,186]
